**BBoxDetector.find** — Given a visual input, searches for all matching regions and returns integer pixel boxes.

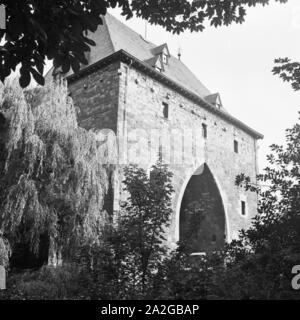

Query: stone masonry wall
[68,60,260,250]
[117,62,259,247]
[68,62,120,133]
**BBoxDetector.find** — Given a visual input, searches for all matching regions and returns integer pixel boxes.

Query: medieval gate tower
[48,14,263,253]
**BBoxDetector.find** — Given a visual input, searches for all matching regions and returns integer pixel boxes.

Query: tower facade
[52,14,263,252]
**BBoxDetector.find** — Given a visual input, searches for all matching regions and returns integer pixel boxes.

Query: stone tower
[47,13,263,253]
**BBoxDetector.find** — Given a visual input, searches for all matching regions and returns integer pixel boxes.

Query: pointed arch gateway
[179,164,226,253]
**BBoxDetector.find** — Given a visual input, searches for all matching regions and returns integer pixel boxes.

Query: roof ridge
[106,12,156,45]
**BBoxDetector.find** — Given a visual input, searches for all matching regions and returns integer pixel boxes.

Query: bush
[0,264,88,300]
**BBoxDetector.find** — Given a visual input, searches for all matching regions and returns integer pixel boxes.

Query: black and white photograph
[0,0,300,308]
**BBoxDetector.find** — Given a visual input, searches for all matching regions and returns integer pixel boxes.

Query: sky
[108,1,300,171]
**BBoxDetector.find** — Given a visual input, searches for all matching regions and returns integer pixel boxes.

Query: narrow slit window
[162,54,168,64]
[162,102,169,119]
[241,201,246,216]
[158,143,163,162]
[202,123,207,139]
[234,140,239,153]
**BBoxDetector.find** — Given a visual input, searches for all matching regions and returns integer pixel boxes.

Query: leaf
[35,58,45,75]
[61,59,71,74]
[83,37,96,46]
[19,67,31,88]
[70,57,81,74]
[30,68,45,86]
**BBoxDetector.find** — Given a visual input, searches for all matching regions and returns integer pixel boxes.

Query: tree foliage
[73,162,175,299]
[118,163,174,297]
[273,58,300,91]
[0,0,288,87]
[0,264,86,300]
[155,106,300,299]
[216,60,300,299]
[0,79,110,265]
[0,231,10,267]
[154,56,300,300]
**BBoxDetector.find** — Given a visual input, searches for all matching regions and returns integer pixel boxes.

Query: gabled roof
[145,55,164,71]
[45,13,263,140]
[205,93,220,105]
[53,13,211,98]
[204,93,226,111]
[105,14,211,97]
[152,43,170,57]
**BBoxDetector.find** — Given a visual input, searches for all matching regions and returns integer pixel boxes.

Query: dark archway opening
[9,233,50,270]
[179,164,226,253]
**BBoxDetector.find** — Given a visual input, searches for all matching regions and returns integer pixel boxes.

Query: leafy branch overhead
[273,58,300,91]
[0,0,288,88]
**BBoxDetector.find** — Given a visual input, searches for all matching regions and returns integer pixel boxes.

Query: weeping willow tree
[0,79,111,267]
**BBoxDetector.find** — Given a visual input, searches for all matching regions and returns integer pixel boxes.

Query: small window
[162,54,168,64]
[241,201,246,216]
[234,140,238,153]
[162,102,169,119]
[202,123,207,139]
[158,144,163,162]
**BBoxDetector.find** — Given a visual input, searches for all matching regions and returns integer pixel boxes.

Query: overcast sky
[110,1,300,171]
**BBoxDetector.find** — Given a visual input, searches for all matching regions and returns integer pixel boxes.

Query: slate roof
[52,13,211,98]
[45,13,263,139]
[106,14,211,98]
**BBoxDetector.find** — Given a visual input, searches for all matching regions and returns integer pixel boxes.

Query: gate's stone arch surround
[171,161,231,249]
